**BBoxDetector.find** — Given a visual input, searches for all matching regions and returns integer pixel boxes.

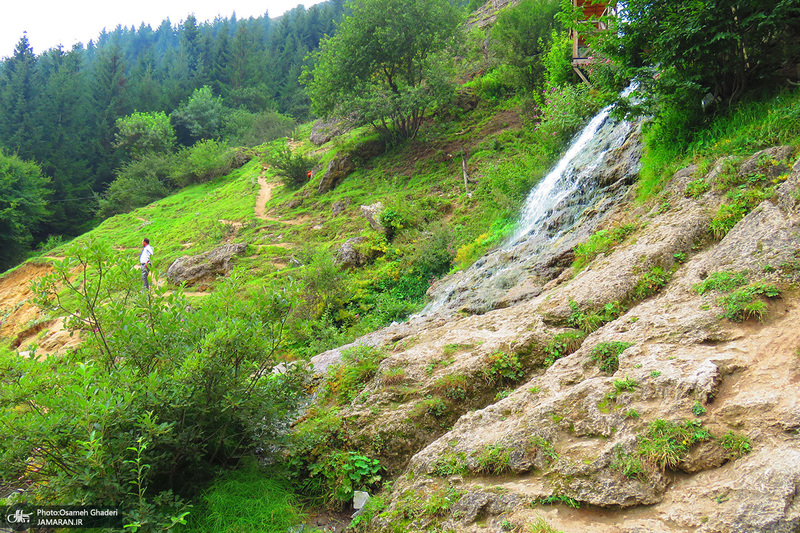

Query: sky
[1,0,325,60]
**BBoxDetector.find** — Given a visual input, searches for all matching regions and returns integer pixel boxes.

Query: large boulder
[360,202,385,232]
[317,139,386,194]
[166,242,248,286]
[317,153,356,194]
[334,237,368,269]
[309,117,354,146]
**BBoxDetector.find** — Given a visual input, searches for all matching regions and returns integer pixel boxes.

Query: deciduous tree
[305,0,461,140]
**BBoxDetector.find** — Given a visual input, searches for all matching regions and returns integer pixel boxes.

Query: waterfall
[421,89,641,316]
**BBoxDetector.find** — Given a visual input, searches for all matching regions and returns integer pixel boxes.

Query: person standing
[139,238,154,290]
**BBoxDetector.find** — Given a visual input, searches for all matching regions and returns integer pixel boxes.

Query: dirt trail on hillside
[255,174,308,225]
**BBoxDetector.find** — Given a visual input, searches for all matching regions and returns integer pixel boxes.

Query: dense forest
[0,0,345,268]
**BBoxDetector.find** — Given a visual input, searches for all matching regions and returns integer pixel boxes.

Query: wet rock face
[166,242,247,286]
[421,116,644,317]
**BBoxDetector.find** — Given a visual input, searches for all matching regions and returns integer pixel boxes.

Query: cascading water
[421,89,643,316]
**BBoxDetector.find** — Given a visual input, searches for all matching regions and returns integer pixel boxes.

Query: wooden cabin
[571,0,616,83]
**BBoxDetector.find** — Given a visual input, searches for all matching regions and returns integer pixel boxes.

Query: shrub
[610,444,647,480]
[432,373,470,400]
[411,395,449,419]
[7,241,305,525]
[567,300,625,333]
[173,139,239,187]
[323,345,386,405]
[409,222,455,278]
[98,152,176,218]
[591,341,633,374]
[685,178,710,198]
[473,444,512,475]
[431,451,469,477]
[633,266,670,300]
[267,144,317,189]
[718,282,780,322]
[381,366,407,386]
[222,109,296,147]
[719,431,752,459]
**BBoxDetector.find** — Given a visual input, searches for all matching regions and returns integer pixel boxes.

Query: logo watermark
[2,506,123,531]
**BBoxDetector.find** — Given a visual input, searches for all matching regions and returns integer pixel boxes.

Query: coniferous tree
[0,35,41,158]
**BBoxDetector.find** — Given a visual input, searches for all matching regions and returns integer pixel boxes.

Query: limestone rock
[334,237,367,269]
[317,139,386,194]
[360,202,385,232]
[309,116,353,145]
[737,145,794,178]
[166,242,247,286]
[317,153,356,194]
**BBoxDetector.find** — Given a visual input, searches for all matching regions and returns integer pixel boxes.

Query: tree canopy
[0,150,50,269]
[490,0,562,92]
[305,0,462,139]
[603,0,800,136]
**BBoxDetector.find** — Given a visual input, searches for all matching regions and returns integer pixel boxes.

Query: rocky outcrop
[360,202,385,232]
[305,147,800,532]
[309,116,354,145]
[317,139,386,194]
[334,237,368,269]
[166,242,248,286]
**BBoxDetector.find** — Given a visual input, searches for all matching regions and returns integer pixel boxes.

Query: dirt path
[255,174,309,225]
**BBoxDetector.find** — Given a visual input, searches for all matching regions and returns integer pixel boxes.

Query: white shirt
[139,244,154,265]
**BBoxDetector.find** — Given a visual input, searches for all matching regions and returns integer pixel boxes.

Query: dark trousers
[141,263,150,290]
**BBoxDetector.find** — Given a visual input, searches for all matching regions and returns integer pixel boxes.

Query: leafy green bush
[222,109,296,147]
[483,351,524,385]
[411,395,449,419]
[719,431,752,459]
[323,345,386,405]
[710,186,772,239]
[567,300,625,333]
[610,444,646,480]
[432,373,470,400]
[3,241,305,527]
[591,341,633,374]
[473,444,512,475]
[718,282,780,322]
[534,83,607,146]
[267,145,317,189]
[115,111,177,159]
[685,178,710,198]
[98,152,176,218]
[489,0,561,92]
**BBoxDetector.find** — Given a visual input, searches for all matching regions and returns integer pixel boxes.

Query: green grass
[694,271,748,294]
[572,224,637,272]
[637,419,711,471]
[636,86,800,202]
[178,466,305,533]
[543,330,585,366]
